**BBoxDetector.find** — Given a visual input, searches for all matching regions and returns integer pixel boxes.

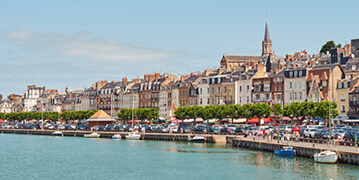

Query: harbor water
[1,134,359,180]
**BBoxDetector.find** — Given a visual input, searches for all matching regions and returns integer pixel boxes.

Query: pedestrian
[263,129,266,139]
[295,131,299,142]
[280,132,284,143]
[286,131,290,141]
[270,130,274,142]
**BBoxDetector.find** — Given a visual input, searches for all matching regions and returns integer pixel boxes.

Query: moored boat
[125,132,141,140]
[52,131,63,136]
[314,150,338,163]
[112,134,122,139]
[188,135,205,143]
[84,132,100,138]
[274,146,295,156]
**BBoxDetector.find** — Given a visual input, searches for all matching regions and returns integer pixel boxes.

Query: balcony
[151,97,159,102]
[348,111,359,118]
[349,101,359,106]
[224,101,233,105]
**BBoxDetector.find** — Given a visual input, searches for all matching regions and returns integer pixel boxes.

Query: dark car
[105,125,115,131]
[180,126,193,133]
[344,130,359,142]
[194,125,206,133]
[235,127,246,134]
[78,124,89,131]
[15,124,24,129]
[97,126,106,131]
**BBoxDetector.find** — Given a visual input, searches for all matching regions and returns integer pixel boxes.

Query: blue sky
[0,0,358,96]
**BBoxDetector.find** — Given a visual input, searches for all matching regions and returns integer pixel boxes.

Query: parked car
[303,128,319,138]
[292,126,303,133]
[105,124,115,131]
[344,130,359,142]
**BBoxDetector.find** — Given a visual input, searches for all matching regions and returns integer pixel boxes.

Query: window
[240,86,242,92]
[276,94,281,102]
[247,96,249,102]
[341,94,345,101]
[218,87,221,93]
[200,98,202,105]
[265,94,270,101]
[263,84,270,91]
[289,72,293,78]
[207,88,209,93]
[239,97,242,103]
[217,98,220,104]
[295,92,297,100]
[299,92,302,99]
[274,85,277,91]
[294,82,297,88]
[254,85,261,92]
[200,88,202,95]
[255,94,260,101]
[290,82,293,88]
[224,87,227,93]
[230,87,233,93]
[322,80,327,87]
[212,98,214,104]
[299,70,302,77]
[278,84,282,90]
[207,98,210,104]
[342,105,345,113]
[344,83,348,89]
[299,82,302,89]
[247,85,250,91]
[212,88,215,94]
[338,83,342,89]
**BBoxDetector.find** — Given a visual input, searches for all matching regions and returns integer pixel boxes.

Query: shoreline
[2,128,359,166]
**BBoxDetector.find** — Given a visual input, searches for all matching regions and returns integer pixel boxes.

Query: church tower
[262,21,272,56]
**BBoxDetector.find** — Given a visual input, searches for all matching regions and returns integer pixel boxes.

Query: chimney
[257,64,266,76]
[122,77,128,84]
[132,78,139,83]
[155,73,161,81]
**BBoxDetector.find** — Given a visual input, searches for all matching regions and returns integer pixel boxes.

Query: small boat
[125,132,141,140]
[52,131,63,136]
[112,134,122,139]
[314,150,338,163]
[188,135,205,143]
[84,132,100,138]
[274,146,295,156]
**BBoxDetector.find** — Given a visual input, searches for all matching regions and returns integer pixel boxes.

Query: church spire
[264,20,270,41]
[262,20,272,56]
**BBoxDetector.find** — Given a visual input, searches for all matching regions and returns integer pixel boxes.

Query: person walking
[280,132,284,143]
[295,131,299,142]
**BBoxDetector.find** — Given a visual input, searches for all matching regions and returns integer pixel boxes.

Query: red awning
[248,117,271,123]
[0,119,3,123]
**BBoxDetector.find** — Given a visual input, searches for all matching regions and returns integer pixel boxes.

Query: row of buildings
[1,22,359,121]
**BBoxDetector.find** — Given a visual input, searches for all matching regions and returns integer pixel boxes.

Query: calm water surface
[1,134,359,180]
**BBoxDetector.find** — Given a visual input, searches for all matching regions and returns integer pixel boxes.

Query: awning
[172,119,183,124]
[203,119,217,124]
[248,117,270,124]
[86,118,116,122]
[343,119,359,123]
[152,119,166,123]
[233,118,246,123]
[282,117,303,121]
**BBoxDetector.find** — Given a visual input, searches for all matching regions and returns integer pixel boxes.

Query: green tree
[272,104,283,116]
[320,41,336,53]
[223,104,239,124]
[174,106,186,120]
[239,104,254,125]
[315,101,339,126]
[301,102,317,123]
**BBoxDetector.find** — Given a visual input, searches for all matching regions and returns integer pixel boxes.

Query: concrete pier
[232,137,359,165]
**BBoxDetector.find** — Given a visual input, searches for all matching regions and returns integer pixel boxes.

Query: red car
[292,125,303,133]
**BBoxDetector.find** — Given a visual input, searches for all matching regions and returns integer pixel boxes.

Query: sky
[1,0,359,96]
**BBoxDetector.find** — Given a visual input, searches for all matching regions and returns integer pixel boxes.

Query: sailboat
[313,90,338,164]
[125,95,141,140]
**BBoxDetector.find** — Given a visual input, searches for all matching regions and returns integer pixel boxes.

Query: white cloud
[2,30,177,62]
[5,30,35,40]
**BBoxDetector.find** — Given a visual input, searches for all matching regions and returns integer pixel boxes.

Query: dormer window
[344,82,348,88]
[338,83,342,89]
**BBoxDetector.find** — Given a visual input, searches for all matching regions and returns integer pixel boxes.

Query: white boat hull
[84,133,100,138]
[314,151,338,163]
[125,133,141,140]
[52,131,63,136]
[112,134,122,139]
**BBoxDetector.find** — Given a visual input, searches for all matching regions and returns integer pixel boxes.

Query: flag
[172,102,177,111]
